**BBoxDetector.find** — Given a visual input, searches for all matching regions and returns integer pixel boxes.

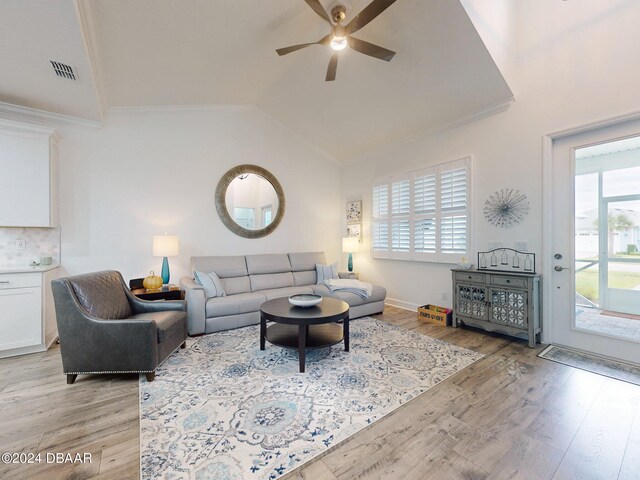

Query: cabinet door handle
[0,281,10,284]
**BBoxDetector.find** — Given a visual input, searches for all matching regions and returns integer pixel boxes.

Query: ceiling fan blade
[276,43,315,56]
[276,34,332,56]
[348,36,395,61]
[326,53,338,81]
[346,0,397,36]
[304,0,331,24]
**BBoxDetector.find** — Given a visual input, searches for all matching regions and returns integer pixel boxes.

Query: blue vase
[161,257,170,284]
[347,253,353,272]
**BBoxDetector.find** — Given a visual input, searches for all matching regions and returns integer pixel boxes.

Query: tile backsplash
[0,227,61,266]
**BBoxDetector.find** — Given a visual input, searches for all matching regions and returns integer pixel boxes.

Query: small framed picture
[346,223,361,240]
[346,201,362,222]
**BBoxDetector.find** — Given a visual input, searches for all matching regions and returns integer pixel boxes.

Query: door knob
[554,266,568,272]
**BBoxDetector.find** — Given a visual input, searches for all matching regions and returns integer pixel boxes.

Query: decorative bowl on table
[288,294,322,307]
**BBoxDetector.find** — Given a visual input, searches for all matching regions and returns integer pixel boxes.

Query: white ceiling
[0,0,513,161]
[0,0,102,120]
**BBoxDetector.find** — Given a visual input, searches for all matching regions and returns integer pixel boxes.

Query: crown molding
[343,95,515,164]
[0,118,57,137]
[108,104,256,114]
[0,101,102,129]
[432,96,514,136]
[546,109,640,140]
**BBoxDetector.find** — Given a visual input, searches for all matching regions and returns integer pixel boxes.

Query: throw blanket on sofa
[324,278,373,300]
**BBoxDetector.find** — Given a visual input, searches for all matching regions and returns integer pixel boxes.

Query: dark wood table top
[260,296,349,325]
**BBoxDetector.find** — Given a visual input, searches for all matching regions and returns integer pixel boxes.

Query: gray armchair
[51,270,188,384]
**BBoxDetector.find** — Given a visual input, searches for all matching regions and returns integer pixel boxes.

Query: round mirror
[215,165,285,238]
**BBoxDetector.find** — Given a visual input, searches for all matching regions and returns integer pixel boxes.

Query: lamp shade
[153,234,179,257]
[342,236,359,253]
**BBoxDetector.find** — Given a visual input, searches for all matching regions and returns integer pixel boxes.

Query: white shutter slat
[391,220,410,252]
[391,179,410,215]
[441,215,467,253]
[372,221,389,250]
[414,217,436,253]
[414,173,436,213]
[441,167,467,210]
[373,184,389,218]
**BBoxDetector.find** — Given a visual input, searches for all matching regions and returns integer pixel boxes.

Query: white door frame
[542,110,640,345]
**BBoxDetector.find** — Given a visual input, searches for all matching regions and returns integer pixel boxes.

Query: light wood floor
[1,306,638,479]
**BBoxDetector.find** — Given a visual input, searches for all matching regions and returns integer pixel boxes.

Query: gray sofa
[180,252,386,335]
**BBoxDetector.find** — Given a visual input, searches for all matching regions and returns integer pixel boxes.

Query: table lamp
[342,237,359,272]
[153,234,179,284]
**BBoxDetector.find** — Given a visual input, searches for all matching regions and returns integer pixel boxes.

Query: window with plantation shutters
[372,157,470,263]
[440,166,468,255]
[372,183,390,255]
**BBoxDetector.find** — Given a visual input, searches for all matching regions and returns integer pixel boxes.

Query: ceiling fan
[276,0,397,81]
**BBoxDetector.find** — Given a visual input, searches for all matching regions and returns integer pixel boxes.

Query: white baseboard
[385,298,420,312]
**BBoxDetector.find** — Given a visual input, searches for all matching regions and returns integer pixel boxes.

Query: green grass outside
[576,270,640,303]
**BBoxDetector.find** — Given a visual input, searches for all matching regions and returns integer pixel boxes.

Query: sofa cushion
[313,284,386,304]
[258,286,315,301]
[246,254,292,275]
[311,284,364,307]
[220,276,251,295]
[191,255,247,278]
[194,271,226,298]
[130,310,187,343]
[68,270,132,319]
[369,285,387,303]
[316,263,338,284]
[250,272,294,292]
[206,292,267,317]
[288,252,326,272]
[293,270,317,286]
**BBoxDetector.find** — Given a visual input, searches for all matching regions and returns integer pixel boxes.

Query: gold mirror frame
[215,164,285,239]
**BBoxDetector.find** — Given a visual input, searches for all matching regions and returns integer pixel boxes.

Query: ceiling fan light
[330,36,348,51]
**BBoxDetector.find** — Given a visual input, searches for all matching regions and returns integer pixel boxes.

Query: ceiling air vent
[50,60,77,81]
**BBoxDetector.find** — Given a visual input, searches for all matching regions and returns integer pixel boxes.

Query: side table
[338,271,360,280]
[131,284,182,301]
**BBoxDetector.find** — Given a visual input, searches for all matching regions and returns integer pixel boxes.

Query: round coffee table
[260,296,350,373]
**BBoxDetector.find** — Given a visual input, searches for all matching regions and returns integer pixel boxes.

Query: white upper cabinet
[0,122,59,227]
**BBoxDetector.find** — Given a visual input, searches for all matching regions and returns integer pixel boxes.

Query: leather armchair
[51,270,188,384]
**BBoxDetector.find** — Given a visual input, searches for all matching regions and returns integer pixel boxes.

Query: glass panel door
[551,121,640,364]
[604,198,640,315]
[573,135,640,344]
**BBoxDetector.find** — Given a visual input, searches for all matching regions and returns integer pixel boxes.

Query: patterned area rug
[140,317,483,479]
[539,345,640,386]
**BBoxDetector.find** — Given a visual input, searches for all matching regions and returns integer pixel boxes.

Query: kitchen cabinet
[0,266,60,358]
[0,122,59,227]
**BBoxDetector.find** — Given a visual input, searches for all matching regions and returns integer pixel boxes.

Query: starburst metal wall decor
[483,188,530,228]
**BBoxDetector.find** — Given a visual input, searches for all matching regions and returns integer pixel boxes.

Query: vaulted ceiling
[0,0,513,161]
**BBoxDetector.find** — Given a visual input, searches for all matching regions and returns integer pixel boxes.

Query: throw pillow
[316,262,339,284]
[194,271,226,298]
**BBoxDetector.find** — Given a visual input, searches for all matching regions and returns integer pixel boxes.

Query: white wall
[57,106,341,282]
[342,0,640,310]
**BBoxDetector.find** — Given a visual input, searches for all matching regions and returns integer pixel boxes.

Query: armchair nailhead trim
[63,343,186,376]
[65,370,153,374]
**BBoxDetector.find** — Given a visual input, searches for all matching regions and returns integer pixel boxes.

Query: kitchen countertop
[0,265,61,274]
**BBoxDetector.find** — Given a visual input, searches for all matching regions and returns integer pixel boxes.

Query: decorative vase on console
[458,256,472,270]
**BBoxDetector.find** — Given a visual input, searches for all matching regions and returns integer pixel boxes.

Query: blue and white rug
[140,317,483,479]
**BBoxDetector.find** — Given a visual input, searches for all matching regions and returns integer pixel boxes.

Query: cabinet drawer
[455,272,486,284]
[490,275,527,289]
[0,273,42,289]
